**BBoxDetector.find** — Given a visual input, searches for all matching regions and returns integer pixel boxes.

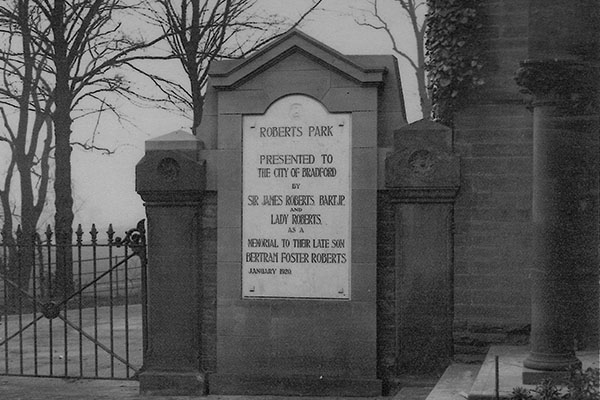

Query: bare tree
[354,0,429,119]
[136,0,324,130]
[0,0,323,295]
[0,0,54,300]
[1,0,165,294]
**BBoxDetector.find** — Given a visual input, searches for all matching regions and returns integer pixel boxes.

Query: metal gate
[0,220,147,380]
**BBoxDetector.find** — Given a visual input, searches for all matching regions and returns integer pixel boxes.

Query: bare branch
[0,107,16,142]
[33,115,52,215]
[245,0,325,51]
[352,0,429,118]
[140,0,324,127]
[70,140,115,155]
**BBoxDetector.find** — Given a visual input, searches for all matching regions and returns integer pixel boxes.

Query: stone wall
[452,0,532,357]
[376,191,398,389]
[200,192,217,373]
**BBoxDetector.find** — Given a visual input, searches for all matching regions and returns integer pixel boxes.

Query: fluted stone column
[516,0,600,382]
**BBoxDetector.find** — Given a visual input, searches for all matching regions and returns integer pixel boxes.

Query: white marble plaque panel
[242,95,351,299]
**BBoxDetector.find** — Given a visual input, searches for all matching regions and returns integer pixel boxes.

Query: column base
[139,371,207,396]
[522,367,573,385]
[523,351,581,371]
[210,373,382,397]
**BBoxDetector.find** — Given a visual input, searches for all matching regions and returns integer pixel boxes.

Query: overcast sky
[51,0,424,234]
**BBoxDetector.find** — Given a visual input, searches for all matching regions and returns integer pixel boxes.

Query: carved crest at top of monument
[408,149,435,178]
[157,157,180,182]
[136,149,206,203]
[385,119,460,194]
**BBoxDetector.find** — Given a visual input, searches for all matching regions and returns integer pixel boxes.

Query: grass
[0,304,142,380]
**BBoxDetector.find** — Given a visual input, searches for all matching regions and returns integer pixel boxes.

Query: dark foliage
[425,0,484,126]
[511,367,600,400]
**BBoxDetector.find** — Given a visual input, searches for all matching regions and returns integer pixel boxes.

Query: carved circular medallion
[42,301,61,320]
[408,150,435,178]
[157,157,180,182]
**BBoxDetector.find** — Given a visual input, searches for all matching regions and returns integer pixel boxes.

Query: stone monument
[136,30,460,396]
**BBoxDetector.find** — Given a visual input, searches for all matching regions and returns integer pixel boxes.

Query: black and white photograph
[0,1,598,399]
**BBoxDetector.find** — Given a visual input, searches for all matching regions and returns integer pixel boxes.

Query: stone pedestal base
[522,368,572,385]
[523,351,581,372]
[210,374,382,397]
[139,371,207,396]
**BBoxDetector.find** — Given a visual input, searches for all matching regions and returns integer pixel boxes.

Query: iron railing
[0,221,147,380]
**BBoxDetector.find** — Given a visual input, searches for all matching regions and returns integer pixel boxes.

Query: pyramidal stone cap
[145,129,204,152]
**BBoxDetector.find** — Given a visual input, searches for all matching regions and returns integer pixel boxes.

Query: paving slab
[425,363,479,400]
[394,386,435,400]
[468,345,600,400]
[0,375,433,400]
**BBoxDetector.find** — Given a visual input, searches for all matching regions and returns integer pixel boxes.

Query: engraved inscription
[242,95,351,299]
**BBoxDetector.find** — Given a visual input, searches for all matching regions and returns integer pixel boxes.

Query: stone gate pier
[135,30,460,396]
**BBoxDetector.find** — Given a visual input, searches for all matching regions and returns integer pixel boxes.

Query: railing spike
[76,224,84,244]
[15,225,22,245]
[90,224,98,243]
[45,224,53,244]
[107,223,114,243]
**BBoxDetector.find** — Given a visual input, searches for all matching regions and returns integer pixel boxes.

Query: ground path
[0,376,434,400]
[0,304,142,379]
[0,304,435,399]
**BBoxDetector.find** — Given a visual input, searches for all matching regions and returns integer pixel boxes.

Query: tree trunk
[52,9,74,297]
[5,0,37,304]
[0,217,20,310]
[414,19,430,120]
[11,158,37,304]
[192,79,204,130]
[53,96,74,298]
[0,163,17,302]
[415,65,431,120]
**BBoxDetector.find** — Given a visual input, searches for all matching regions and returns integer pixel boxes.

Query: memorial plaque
[242,95,351,298]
